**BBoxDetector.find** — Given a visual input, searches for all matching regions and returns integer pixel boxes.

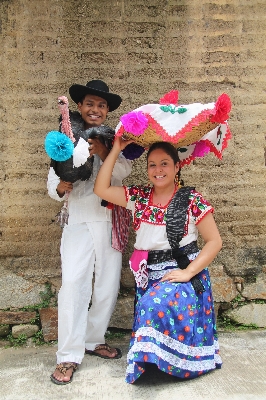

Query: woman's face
[147,148,179,188]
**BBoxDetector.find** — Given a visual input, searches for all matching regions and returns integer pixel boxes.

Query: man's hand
[88,137,109,161]
[56,180,73,197]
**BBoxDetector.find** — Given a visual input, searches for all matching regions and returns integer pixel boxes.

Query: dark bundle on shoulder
[50,111,115,183]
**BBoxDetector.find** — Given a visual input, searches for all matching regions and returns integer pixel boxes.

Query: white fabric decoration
[129,258,149,289]
[127,340,221,372]
[73,137,90,168]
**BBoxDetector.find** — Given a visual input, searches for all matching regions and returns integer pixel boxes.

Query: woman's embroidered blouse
[124,185,213,251]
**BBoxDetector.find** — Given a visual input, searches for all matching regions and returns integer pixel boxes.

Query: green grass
[217,315,260,331]
[105,328,131,340]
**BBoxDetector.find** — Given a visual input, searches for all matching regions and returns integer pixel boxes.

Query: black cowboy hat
[69,79,122,112]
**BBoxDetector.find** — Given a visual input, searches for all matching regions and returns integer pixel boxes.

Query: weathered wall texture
[0,0,265,324]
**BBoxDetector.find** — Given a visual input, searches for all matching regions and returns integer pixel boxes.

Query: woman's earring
[174,174,182,188]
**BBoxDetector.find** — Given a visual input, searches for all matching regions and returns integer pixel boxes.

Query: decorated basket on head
[116,90,232,166]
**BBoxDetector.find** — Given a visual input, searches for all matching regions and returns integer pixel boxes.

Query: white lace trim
[129,259,148,289]
[147,252,200,271]
[147,253,201,280]
[126,351,222,374]
[127,340,221,373]
[187,251,200,261]
[130,251,202,288]
[129,327,219,357]
[148,260,177,271]
[148,268,175,280]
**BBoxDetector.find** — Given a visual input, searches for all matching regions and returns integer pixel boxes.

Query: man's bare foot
[50,362,78,385]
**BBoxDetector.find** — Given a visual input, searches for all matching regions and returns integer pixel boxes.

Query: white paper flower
[73,137,90,167]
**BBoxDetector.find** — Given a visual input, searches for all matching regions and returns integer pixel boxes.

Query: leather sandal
[50,362,78,385]
[85,343,122,359]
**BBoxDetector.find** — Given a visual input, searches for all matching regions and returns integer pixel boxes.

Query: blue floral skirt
[125,261,222,383]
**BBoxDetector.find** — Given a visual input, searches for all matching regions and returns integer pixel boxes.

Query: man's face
[78,94,109,128]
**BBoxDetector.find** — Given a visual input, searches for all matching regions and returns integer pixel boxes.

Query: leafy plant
[39,283,57,308]
[32,329,45,345]
[2,283,58,347]
[20,283,57,312]
[30,314,40,325]
[7,333,27,347]
[254,299,266,304]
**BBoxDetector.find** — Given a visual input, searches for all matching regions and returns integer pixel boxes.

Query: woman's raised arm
[94,137,132,208]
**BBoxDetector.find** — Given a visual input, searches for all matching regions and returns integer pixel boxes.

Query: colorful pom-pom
[159,90,179,106]
[120,111,148,136]
[210,93,231,123]
[192,141,210,158]
[44,130,74,161]
[122,143,145,160]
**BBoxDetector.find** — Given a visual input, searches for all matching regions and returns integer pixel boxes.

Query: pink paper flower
[210,93,231,123]
[192,141,210,158]
[159,90,179,105]
[120,111,148,136]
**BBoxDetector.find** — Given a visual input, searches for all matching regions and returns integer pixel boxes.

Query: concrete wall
[0,0,265,317]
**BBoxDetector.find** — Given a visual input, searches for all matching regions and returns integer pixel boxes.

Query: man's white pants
[56,221,122,364]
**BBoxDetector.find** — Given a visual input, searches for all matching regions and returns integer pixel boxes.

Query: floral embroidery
[160,105,188,114]
[177,107,188,114]
[216,126,222,146]
[126,264,221,383]
[126,185,213,232]
[160,105,179,114]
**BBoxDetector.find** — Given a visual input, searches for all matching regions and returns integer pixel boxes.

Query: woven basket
[122,120,218,148]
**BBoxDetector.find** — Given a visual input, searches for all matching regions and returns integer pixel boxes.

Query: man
[48,80,132,384]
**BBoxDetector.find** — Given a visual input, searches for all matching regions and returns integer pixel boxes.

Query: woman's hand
[56,180,73,197]
[112,136,135,152]
[160,268,194,283]
[161,213,222,283]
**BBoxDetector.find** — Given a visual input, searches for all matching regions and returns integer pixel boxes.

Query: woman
[94,138,223,383]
